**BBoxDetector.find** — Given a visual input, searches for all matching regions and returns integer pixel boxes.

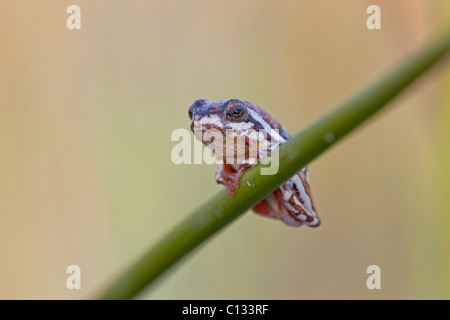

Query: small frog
[188,99,320,227]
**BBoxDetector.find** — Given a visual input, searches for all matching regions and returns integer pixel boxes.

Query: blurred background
[0,0,449,299]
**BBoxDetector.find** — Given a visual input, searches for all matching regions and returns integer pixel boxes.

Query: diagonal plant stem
[97,27,450,300]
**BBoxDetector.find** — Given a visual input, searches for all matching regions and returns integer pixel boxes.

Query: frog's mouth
[190,122,220,148]
[191,122,221,132]
[191,123,252,143]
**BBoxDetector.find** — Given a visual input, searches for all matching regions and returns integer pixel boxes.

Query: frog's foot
[216,164,250,196]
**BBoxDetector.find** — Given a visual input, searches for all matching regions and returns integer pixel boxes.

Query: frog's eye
[226,102,248,122]
[188,105,194,120]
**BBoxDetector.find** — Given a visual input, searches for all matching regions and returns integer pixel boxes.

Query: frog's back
[242,100,291,141]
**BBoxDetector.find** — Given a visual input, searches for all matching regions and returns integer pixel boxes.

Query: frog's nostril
[193,99,208,107]
[189,99,208,120]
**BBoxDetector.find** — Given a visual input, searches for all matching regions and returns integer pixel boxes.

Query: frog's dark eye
[226,101,248,122]
[188,106,194,120]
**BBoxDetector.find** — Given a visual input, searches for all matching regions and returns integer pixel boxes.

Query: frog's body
[189,99,320,227]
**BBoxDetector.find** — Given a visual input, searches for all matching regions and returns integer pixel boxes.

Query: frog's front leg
[216,164,250,196]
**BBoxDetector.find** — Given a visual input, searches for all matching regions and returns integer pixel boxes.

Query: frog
[188,98,320,227]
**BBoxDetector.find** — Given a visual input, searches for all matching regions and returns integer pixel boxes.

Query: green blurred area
[0,0,449,299]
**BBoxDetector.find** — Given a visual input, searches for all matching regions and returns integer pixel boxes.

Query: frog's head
[188,99,253,135]
[188,99,290,164]
[189,99,258,163]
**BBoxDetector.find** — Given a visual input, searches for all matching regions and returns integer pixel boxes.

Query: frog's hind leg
[252,198,277,219]
[252,191,283,220]
[252,189,304,227]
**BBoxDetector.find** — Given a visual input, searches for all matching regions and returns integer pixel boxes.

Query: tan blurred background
[0,0,449,299]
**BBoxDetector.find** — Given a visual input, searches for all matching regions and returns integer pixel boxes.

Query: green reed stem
[97,27,450,300]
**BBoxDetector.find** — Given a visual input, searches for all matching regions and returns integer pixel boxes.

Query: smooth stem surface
[98,27,450,300]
